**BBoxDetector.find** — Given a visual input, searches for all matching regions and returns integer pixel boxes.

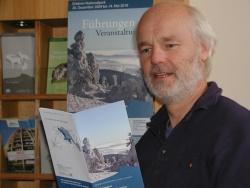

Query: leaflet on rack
[0,118,35,173]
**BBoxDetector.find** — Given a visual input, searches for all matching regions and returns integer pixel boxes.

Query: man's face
[137,8,207,105]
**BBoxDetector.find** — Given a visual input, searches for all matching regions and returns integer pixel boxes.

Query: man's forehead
[139,3,191,27]
[138,18,192,40]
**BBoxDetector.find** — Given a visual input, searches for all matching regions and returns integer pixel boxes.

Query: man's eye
[140,48,150,54]
[166,43,178,49]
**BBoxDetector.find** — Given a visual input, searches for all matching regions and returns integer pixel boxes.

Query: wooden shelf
[0,173,56,181]
[0,94,66,101]
[37,174,55,181]
[0,173,35,180]
[0,0,68,20]
[0,2,68,187]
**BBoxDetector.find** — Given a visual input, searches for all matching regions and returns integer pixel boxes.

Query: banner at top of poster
[68,0,153,11]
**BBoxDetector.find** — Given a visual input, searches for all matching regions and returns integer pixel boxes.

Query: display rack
[0,1,67,188]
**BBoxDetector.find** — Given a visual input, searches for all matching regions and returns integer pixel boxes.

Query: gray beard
[143,54,204,105]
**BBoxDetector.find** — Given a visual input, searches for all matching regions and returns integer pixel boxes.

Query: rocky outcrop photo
[67,30,151,112]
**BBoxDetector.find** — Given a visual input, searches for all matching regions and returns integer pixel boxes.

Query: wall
[190,0,250,109]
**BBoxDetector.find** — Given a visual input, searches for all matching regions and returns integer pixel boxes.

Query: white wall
[190,0,250,109]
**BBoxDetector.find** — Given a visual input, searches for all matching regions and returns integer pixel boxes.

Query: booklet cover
[46,38,67,94]
[0,33,35,94]
[39,101,144,188]
[67,0,153,137]
[0,118,35,172]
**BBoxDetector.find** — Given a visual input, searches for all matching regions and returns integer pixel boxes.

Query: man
[135,1,250,188]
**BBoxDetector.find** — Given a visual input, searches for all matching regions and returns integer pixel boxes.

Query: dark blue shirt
[136,82,250,188]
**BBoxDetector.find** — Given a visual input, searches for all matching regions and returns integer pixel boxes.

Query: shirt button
[153,169,160,175]
[161,149,167,155]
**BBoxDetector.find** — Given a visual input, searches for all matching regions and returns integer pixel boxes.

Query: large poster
[67,0,153,138]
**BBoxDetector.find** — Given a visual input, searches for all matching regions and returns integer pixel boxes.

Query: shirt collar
[147,81,222,131]
[193,81,222,110]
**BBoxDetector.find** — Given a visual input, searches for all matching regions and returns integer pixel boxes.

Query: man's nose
[151,46,167,65]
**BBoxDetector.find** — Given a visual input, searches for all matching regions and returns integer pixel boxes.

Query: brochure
[0,118,35,172]
[39,101,144,188]
[46,38,67,94]
[0,33,35,94]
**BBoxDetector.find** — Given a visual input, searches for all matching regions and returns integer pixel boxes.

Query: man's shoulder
[217,95,250,120]
[209,95,250,135]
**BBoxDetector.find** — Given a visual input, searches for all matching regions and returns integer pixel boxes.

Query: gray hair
[137,1,217,78]
[185,5,217,78]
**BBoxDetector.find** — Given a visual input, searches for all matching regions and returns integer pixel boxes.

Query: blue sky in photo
[72,101,131,148]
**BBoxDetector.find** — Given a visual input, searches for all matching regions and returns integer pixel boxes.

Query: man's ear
[200,44,209,62]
